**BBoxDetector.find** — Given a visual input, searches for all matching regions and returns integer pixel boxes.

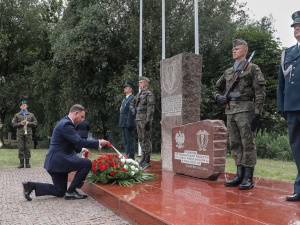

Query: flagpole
[138,0,143,156]
[194,0,199,55]
[162,0,165,59]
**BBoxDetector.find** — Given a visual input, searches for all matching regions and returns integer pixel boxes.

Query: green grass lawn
[0,148,296,182]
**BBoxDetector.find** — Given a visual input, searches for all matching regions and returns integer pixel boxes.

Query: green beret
[291,11,300,27]
[19,100,27,106]
[139,76,150,82]
[232,39,248,47]
[124,81,136,90]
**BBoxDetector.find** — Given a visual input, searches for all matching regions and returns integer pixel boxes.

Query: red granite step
[69,161,297,225]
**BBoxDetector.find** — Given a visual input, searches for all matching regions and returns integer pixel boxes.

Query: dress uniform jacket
[119,94,135,128]
[44,116,99,173]
[277,44,300,112]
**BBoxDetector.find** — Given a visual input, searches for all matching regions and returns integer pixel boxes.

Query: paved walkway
[0,167,131,225]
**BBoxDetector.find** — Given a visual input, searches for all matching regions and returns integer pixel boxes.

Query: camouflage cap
[19,100,27,106]
[139,76,150,82]
[291,11,300,27]
[232,39,248,47]
[124,81,136,90]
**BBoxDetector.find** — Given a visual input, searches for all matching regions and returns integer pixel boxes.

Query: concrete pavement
[0,166,131,225]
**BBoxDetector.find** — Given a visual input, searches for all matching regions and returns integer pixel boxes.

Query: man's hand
[216,95,227,104]
[81,148,90,158]
[131,109,136,116]
[144,122,150,131]
[250,114,260,132]
[98,139,108,149]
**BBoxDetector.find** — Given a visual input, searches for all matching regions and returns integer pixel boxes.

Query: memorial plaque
[172,120,227,180]
[161,53,202,171]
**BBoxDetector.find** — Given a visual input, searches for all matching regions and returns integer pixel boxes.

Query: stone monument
[160,52,202,171]
[160,52,227,179]
[172,120,227,180]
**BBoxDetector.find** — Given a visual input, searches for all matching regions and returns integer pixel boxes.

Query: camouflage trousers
[227,112,256,167]
[136,120,152,154]
[17,134,32,159]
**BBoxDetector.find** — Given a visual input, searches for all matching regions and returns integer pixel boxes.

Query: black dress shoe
[22,181,34,201]
[65,191,88,200]
[286,193,300,201]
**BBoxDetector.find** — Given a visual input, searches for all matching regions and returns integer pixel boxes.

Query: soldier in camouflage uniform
[130,76,155,168]
[213,39,266,190]
[12,101,38,168]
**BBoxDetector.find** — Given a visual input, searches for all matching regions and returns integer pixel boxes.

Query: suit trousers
[287,111,300,193]
[35,159,92,197]
[121,127,135,159]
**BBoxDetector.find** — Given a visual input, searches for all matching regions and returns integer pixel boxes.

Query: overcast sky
[237,0,298,48]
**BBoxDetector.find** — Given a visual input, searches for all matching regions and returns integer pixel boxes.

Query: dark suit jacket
[119,94,135,128]
[278,44,300,112]
[44,116,99,173]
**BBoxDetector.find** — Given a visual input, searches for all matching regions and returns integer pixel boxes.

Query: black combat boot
[139,152,146,167]
[18,159,24,169]
[25,159,31,168]
[22,181,36,201]
[238,167,254,190]
[141,153,151,169]
[224,165,244,187]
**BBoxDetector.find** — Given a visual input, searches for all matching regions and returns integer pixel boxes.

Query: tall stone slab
[160,53,202,171]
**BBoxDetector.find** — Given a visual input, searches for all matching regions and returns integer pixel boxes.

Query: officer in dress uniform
[12,101,38,168]
[119,81,136,159]
[213,39,266,190]
[130,76,155,168]
[278,11,300,201]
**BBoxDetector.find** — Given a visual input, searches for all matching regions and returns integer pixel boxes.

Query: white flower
[135,168,139,171]
[130,165,136,170]
[126,159,133,164]
[121,158,126,163]
[124,165,128,170]
[131,171,135,176]
[133,161,139,166]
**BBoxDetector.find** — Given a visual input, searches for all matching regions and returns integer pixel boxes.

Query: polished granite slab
[70,161,300,225]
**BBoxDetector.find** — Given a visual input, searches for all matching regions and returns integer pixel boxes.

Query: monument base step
[69,161,297,225]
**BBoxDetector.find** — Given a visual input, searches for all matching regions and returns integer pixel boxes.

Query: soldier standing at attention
[119,81,136,160]
[12,101,38,168]
[130,76,155,168]
[277,11,300,201]
[213,39,266,190]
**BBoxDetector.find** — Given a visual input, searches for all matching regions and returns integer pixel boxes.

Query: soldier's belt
[230,98,253,101]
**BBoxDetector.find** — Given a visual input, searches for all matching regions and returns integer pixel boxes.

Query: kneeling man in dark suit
[22,104,107,200]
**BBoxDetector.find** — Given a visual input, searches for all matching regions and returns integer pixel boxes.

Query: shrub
[255,132,293,161]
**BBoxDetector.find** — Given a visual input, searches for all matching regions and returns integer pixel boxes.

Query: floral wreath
[86,154,156,186]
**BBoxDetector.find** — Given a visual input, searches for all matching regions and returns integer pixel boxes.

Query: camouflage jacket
[213,63,266,115]
[11,111,38,136]
[130,89,155,122]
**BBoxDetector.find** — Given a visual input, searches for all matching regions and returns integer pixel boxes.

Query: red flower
[99,165,106,171]
[121,168,126,172]
[109,170,116,176]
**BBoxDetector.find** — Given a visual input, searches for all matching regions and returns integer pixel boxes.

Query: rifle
[224,51,255,109]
